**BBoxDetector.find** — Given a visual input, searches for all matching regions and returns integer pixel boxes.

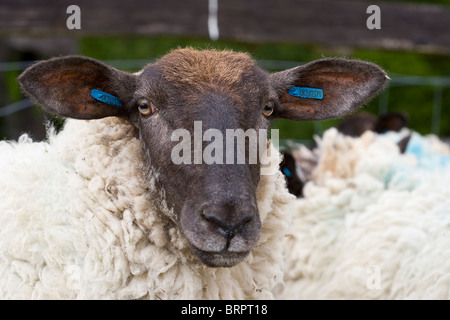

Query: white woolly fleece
[280,128,450,299]
[0,117,293,299]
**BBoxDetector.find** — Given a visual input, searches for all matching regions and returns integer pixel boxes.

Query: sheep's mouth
[179,199,261,268]
[190,245,250,268]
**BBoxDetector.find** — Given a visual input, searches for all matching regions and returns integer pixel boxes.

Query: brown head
[18,48,388,267]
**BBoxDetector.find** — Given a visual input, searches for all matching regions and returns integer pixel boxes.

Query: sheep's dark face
[129,50,274,267]
[18,48,388,267]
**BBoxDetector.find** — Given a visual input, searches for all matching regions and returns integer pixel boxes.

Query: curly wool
[0,117,293,299]
[279,128,450,299]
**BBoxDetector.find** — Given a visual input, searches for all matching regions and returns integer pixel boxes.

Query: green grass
[2,70,22,104]
[80,36,323,65]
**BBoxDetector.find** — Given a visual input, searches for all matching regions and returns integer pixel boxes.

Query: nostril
[218,228,235,239]
[202,211,254,239]
[202,211,226,227]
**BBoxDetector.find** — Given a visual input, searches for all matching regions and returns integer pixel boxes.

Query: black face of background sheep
[18,48,388,267]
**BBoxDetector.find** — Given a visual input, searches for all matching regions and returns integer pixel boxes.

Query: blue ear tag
[282,167,293,177]
[288,87,323,100]
[91,89,123,107]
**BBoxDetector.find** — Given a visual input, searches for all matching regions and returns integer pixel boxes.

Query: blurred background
[1,0,450,145]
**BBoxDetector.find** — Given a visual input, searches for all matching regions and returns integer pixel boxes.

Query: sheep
[280,150,305,197]
[0,117,292,299]
[337,111,408,137]
[279,127,450,299]
[281,111,410,198]
[0,48,387,299]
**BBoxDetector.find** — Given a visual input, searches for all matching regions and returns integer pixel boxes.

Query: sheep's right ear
[18,56,137,120]
[270,58,388,121]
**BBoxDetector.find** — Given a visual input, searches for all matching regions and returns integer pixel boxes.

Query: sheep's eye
[262,103,274,117]
[138,99,153,115]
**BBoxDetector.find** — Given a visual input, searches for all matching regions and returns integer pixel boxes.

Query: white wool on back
[279,128,450,299]
[0,117,293,299]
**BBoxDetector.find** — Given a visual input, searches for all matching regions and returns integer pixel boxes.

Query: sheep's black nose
[202,210,254,240]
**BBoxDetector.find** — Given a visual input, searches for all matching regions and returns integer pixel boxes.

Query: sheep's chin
[190,245,250,268]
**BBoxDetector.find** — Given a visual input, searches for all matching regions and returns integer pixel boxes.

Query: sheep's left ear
[270,58,388,121]
[18,56,137,120]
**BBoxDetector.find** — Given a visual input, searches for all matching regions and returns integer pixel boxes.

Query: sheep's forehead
[156,48,262,88]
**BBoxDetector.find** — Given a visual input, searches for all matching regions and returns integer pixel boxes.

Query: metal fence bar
[378,83,390,115]
[0,61,34,72]
[0,98,33,117]
[389,75,450,87]
[432,86,443,135]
